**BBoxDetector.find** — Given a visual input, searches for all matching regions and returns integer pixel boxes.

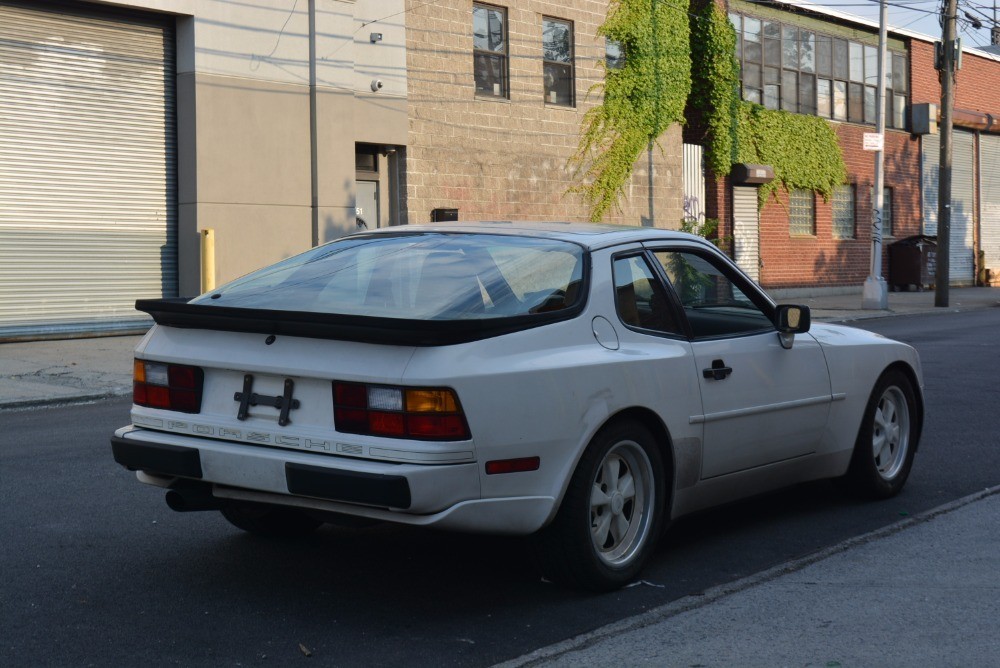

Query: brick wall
[404,0,684,226]
[756,125,922,289]
[910,39,1000,111]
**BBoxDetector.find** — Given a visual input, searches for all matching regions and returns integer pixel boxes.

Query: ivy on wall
[569,0,691,222]
[688,2,738,177]
[733,102,848,206]
[575,0,849,220]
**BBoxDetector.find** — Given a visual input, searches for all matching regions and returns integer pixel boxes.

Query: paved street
[1,299,999,666]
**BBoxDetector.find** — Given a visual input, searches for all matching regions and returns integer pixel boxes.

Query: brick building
[691,0,1000,292]
[403,0,685,227]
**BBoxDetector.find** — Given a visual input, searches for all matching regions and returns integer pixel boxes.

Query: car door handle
[703,359,733,381]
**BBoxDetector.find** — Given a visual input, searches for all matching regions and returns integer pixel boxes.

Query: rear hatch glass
[191,233,585,320]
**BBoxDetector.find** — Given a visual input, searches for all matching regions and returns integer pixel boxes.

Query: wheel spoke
[592,510,612,546]
[618,471,636,500]
[611,513,630,544]
[591,484,611,509]
[603,457,620,491]
[882,400,897,428]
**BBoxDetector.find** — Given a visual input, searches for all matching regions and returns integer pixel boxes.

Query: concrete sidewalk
[500,487,1000,667]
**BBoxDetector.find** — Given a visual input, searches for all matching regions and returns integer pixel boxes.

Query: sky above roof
[812,0,998,51]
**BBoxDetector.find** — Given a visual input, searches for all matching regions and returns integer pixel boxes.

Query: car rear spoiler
[135,298,580,346]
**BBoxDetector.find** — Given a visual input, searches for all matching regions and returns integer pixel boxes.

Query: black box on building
[431,208,459,222]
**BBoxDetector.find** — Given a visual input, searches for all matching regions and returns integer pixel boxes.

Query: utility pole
[935,0,958,307]
[862,0,889,309]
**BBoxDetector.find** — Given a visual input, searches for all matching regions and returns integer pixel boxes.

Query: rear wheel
[220,502,323,538]
[533,421,666,591]
[844,369,920,499]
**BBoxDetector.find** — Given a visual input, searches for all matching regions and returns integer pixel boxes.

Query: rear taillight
[333,382,470,441]
[133,359,204,414]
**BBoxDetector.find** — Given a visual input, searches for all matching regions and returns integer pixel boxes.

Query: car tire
[220,502,323,538]
[533,420,666,591]
[843,369,920,499]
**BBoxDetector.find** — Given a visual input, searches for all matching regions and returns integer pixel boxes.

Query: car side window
[652,250,773,339]
[612,255,683,335]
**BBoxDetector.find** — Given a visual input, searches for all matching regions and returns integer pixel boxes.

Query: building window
[543,17,574,106]
[733,13,907,130]
[473,3,508,99]
[605,38,625,70]
[789,189,815,236]
[832,184,855,239]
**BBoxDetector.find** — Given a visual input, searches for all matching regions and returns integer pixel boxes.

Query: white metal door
[980,134,1000,278]
[921,131,975,284]
[356,181,380,230]
[0,1,177,339]
[732,186,760,282]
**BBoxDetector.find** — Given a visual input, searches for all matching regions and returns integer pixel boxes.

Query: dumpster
[888,235,937,292]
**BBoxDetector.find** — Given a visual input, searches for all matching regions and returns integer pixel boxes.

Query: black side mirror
[775,304,811,334]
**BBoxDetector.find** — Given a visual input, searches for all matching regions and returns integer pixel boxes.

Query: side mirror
[775,304,811,333]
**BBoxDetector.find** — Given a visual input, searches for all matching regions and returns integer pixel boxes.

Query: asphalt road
[2,309,998,667]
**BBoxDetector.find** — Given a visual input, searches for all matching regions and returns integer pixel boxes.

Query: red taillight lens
[332,382,470,441]
[133,360,204,414]
[485,457,541,475]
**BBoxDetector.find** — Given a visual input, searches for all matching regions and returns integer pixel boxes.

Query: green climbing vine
[733,102,847,206]
[687,2,848,207]
[688,2,739,178]
[576,0,849,220]
[569,0,691,222]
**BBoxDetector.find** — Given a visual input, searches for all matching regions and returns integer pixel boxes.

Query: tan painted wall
[105,0,408,295]
[404,0,684,227]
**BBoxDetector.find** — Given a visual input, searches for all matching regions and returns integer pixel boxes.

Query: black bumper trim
[111,436,203,479]
[285,462,411,509]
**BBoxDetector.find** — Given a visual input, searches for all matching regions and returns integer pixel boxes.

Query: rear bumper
[111,426,556,534]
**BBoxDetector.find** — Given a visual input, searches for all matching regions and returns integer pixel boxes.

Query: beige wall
[105,0,408,295]
[405,0,684,227]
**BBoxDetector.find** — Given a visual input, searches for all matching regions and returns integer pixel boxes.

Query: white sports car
[112,223,923,591]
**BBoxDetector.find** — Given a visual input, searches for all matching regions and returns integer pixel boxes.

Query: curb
[494,485,1000,668]
[0,389,131,411]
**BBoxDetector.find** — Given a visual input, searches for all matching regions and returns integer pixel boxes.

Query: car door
[648,247,833,479]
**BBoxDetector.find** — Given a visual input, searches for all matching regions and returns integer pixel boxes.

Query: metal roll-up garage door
[733,186,760,282]
[0,1,176,339]
[981,134,1000,280]
[921,130,975,285]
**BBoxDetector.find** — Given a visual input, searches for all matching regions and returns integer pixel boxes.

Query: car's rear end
[112,229,588,535]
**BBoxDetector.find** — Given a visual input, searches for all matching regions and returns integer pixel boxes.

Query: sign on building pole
[862,0,889,310]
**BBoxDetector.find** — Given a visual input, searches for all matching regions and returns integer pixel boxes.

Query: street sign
[863,132,884,151]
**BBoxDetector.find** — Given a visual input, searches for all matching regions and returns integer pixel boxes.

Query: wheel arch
[881,361,925,451]
[601,406,676,509]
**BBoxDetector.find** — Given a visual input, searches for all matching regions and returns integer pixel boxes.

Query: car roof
[355,221,713,251]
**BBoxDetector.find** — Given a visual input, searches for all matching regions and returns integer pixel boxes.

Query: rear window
[192,233,585,320]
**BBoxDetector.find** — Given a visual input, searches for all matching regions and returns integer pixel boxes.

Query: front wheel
[533,421,666,591]
[843,369,921,499]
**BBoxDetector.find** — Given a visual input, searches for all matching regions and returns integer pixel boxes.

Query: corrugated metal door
[921,130,975,284]
[980,134,1000,278]
[682,143,705,222]
[733,186,760,282]
[0,1,176,339]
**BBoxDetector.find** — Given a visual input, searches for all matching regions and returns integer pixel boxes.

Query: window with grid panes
[473,4,508,98]
[542,17,574,106]
[789,189,815,236]
[732,13,907,130]
[832,184,855,239]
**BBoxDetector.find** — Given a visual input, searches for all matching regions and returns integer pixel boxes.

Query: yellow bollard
[201,228,216,293]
